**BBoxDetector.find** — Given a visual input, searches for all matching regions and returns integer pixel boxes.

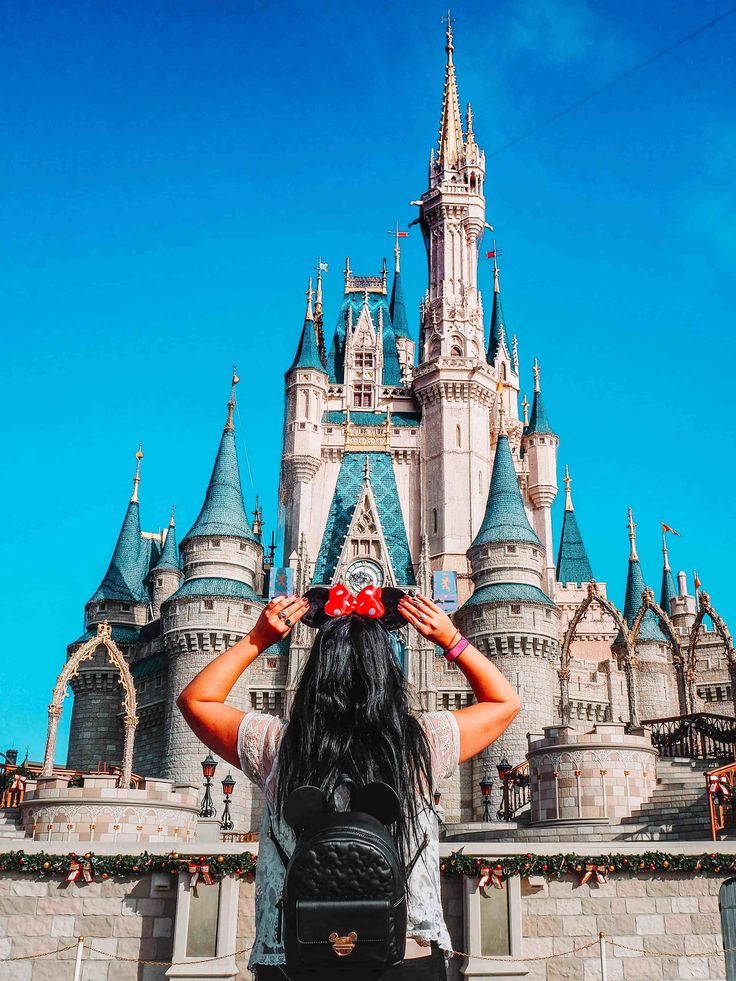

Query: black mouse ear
[283,785,327,833]
[301,587,331,628]
[351,782,401,826]
[380,588,406,630]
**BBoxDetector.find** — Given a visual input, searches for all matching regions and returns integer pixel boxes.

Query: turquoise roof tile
[487,289,510,363]
[71,625,142,646]
[322,410,421,428]
[313,451,415,585]
[462,582,555,608]
[660,566,677,614]
[169,577,264,603]
[389,270,411,339]
[88,501,152,605]
[181,428,258,544]
[131,653,169,678]
[154,521,180,573]
[525,389,554,435]
[472,435,541,547]
[556,509,594,586]
[326,291,403,387]
[619,558,668,643]
[288,315,326,374]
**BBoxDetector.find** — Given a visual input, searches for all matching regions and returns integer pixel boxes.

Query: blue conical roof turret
[487,264,510,363]
[89,447,151,604]
[472,430,541,547]
[525,359,554,435]
[182,381,258,545]
[288,279,326,373]
[660,531,677,613]
[154,506,180,572]
[619,509,667,642]
[389,243,411,340]
[556,466,593,585]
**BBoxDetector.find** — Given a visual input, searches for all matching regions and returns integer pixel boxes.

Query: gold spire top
[522,394,529,427]
[225,366,239,432]
[627,507,638,562]
[305,277,314,321]
[564,465,573,512]
[533,358,541,393]
[438,10,464,169]
[130,443,143,503]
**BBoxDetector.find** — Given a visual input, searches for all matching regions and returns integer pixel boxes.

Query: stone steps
[0,809,22,839]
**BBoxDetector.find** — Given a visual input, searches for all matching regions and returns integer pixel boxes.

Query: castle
[63,19,734,834]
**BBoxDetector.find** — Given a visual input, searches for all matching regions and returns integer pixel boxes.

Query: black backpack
[267,776,429,980]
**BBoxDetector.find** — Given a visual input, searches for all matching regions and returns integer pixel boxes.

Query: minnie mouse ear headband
[301,584,407,631]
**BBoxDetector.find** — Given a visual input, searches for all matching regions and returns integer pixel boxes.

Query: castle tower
[455,405,560,813]
[67,447,158,772]
[486,259,520,425]
[615,508,678,721]
[413,21,495,592]
[389,233,415,380]
[280,281,329,563]
[150,506,182,618]
[555,465,593,588]
[521,361,559,593]
[162,377,265,828]
[660,530,678,615]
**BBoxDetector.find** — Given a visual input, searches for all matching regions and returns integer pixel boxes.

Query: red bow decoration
[188,860,214,891]
[580,863,608,886]
[67,858,93,884]
[324,584,385,619]
[478,864,504,890]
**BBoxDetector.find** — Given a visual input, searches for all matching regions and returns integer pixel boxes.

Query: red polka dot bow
[324,584,385,619]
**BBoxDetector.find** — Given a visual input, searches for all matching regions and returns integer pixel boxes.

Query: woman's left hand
[249,595,310,652]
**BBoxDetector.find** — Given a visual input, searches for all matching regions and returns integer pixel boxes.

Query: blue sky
[1,0,734,761]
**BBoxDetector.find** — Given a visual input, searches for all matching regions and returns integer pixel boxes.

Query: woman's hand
[249,594,310,652]
[398,593,459,650]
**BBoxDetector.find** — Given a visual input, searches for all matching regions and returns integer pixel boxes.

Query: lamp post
[200,753,218,819]
[221,772,236,831]
[479,775,494,822]
[496,758,511,821]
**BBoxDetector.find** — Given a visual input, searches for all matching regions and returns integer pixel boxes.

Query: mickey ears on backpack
[301,586,407,631]
[283,782,401,832]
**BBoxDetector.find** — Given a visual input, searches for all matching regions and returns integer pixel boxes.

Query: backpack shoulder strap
[266,803,292,869]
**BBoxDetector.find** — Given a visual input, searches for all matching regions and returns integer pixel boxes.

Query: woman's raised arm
[175,594,309,767]
[398,593,521,764]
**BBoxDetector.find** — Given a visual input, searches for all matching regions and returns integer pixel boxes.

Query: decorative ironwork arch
[559,581,638,727]
[629,587,688,714]
[687,591,736,714]
[42,621,138,786]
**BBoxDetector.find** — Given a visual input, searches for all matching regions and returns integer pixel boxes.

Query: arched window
[303,390,310,417]
[429,340,441,359]
[432,508,438,534]
[470,173,477,192]
[500,362,507,380]
[455,424,462,448]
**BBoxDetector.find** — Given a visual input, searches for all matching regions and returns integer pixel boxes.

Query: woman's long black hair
[274,607,434,866]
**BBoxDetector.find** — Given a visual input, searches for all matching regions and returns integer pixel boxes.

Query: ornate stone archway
[559,581,637,727]
[687,591,736,715]
[42,621,138,786]
[630,587,689,714]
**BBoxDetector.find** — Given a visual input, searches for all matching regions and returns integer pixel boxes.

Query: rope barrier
[4,934,729,964]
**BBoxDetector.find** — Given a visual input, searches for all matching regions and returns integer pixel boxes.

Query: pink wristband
[444,636,469,662]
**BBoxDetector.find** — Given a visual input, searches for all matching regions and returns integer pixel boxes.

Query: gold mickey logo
[328,931,358,957]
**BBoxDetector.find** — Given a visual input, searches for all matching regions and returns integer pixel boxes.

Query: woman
[177,589,520,980]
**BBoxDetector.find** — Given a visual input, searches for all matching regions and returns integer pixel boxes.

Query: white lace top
[237,709,461,971]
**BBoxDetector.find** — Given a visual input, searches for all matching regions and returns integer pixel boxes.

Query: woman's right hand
[398,593,459,650]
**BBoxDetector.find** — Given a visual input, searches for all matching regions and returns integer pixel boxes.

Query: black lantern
[220,772,236,832]
[433,787,442,807]
[199,753,218,819]
[479,776,494,822]
[496,758,512,782]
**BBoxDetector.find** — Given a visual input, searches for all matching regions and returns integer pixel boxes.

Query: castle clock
[344,560,384,593]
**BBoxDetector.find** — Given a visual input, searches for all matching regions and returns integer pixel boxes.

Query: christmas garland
[0,849,734,887]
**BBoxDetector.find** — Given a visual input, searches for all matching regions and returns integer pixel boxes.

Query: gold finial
[305,277,314,321]
[497,380,506,425]
[131,443,143,503]
[627,507,638,562]
[522,394,529,427]
[225,366,239,432]
[564,465,573,512]
[169,504,176,527]
[533,358,541,393]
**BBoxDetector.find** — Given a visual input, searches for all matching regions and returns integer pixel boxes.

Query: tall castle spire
[621,508,666,640]
[288,278,325,373]
[660,527,677,613]
[472,431,541,547]
[437,11,465,169]
[487,253,510,364]
[526,359,553,435]
[556,466,594,586]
